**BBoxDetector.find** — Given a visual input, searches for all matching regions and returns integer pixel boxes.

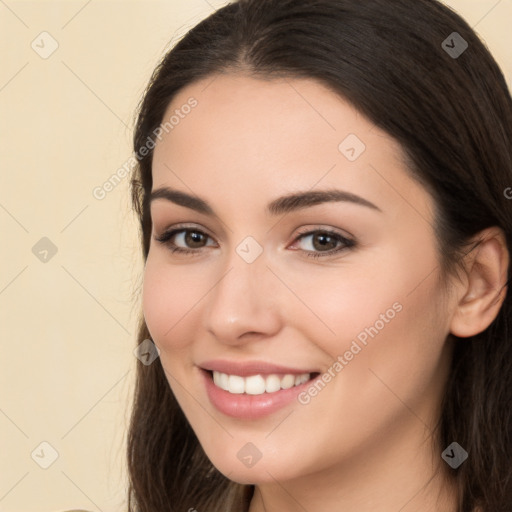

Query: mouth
[199,363,322,419]
[204,369,320,395]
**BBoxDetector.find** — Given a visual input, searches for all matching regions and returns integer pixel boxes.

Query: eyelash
[154,224,356,259]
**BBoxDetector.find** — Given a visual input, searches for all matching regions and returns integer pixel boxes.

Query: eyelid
[154,222,216,241]
[292,224,355,241]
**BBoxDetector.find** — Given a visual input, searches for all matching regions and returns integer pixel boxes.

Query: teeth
[265,374,281,393]
[281,374,295,389]
[212,371,311,395]
[245,375,266,395]
[228,375,245,394]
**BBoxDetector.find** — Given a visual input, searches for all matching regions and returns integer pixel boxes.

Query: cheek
[281,245,447,380]
[142,255,209,350]
[274,257,405,357]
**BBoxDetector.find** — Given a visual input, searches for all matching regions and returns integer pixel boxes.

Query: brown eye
[154,228,216,254]
[291,229,356,259]
[311,232,338,251]
[184,231,208,248]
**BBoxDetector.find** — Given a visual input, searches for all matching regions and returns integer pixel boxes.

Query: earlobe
[450,227,509,338]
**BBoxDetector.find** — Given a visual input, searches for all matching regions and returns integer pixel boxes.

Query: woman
[127,0,512,510]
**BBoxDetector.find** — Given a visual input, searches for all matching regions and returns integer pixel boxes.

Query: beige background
[0,1,510,511]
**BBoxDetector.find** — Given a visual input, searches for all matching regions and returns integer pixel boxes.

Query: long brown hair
[127,1,512,510]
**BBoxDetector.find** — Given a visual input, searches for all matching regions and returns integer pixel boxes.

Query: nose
[202,247,283,346]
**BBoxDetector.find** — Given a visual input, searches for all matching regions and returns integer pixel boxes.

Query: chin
[201,440,310,485]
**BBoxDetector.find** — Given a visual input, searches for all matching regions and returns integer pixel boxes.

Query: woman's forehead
[151,74,429,221]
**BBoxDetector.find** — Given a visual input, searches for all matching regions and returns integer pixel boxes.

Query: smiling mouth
[205,370,320,395]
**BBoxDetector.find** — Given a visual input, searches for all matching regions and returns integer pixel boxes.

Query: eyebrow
[149,187,382,216]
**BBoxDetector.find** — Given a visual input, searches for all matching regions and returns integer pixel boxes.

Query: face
[143,73,456,485]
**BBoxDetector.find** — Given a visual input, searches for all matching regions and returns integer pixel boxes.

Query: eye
[154,226,217,255]
[290,229,355,258]
[154,225,355,259]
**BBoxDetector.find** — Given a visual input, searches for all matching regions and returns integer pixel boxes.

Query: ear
[450,226,509,338]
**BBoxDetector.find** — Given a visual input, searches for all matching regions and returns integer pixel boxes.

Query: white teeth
[265,374,281,393]
[245,375,266,395]
[228,375,245,394]
[219,372,229,391]
[212,371,311,395]
[281,374,295,389]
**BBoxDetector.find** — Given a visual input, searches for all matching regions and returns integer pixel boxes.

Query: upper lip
[199,359,318,377]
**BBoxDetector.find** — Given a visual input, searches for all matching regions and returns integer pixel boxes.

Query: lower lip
[201,369,317,420]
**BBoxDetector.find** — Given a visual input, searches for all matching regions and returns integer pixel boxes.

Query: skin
[142,73,508,511]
